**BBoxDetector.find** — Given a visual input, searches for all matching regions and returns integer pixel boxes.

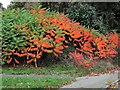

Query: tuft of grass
[2,77,74,88]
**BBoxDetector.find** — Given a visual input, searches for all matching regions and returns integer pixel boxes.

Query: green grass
[2,77,74,88]
[0,67,1,73]
[2,60,117,77]
[2,63,90,77]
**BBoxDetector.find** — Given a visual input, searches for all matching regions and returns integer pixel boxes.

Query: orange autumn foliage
[3,8,118,67]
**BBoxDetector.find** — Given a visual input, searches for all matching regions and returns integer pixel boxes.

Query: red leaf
[6,53,12,56]
[43,49,53,53]
[36,55,41,58]
[89,62,94,66]
[56,46,64,50]
[78,61,83,65]
[33,58,36,63]
[57,37,65,41]
[38,52,42,56]
[93,57,99,60]
[71,35,80,39]
[27,59,33,64]
[55,39,61,43]
[28,53,35,57]
[14,58,20,64]
[29,48,38,51]
[63,45,68,48]
[54,48,63,53]
[7,58,12,64]
[15,53,27,57]
[69,37,72,41]
[73,43,77,46]
[84,64,90,67]
[53,52,59,57]
[30,9,36,14]
[75,39,82,42]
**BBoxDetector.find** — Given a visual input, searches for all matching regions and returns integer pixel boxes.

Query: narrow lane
[59,71,119,88]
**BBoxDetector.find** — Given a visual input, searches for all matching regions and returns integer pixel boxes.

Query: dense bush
[66,3,106,33]
[2,7,118,67]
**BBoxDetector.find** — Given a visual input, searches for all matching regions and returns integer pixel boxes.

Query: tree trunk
[34,58,38,67]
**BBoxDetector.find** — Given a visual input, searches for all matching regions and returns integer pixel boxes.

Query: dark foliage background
[7,2,120,33]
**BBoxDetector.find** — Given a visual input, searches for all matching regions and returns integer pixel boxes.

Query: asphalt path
[59,71,119,88]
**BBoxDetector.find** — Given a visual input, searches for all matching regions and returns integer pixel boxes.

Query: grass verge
[2,77,74,88]
[2,63,90,77]
[2,60,118,77]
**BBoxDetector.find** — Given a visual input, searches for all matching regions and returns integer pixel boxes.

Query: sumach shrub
[2,7,118,67]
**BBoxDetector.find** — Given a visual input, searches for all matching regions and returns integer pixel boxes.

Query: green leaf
[56,44,61,47]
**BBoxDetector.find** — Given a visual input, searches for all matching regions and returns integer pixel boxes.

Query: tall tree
[8,2,26,9]
[87,2,120,33]
[0,3,3,9]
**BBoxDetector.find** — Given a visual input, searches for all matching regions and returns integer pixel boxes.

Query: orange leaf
[64,31,70,35]
[49,30,55,36]
[15,53,27,57]
[76,48,81,51]
[69,37,72,41]
[71,31,78,35]
[23,26,28,30]
[30,9,36,14]
[27,56,29,60]
[71,35,80,39]
[28,53,35,57]
[78,61,83,65]
[6,53,12,56]
[14,58,20,64]
[34,58,36,63]
[38,52,42,56]
[57,37,65,41]
[84,52,90,55]
[56,46,64,50]
[43,49,53,53]
[84,64,90,67]
[53,52,59,57]
[54,48,63,53]
[27,59,33,64]
[73,43,77,46]
[42,43,53,48]
[30,39,34,42]
[14,25,17,29]
[93,57,99,60]
[11,49,15,53]
[38,9,46,14]
[65,40,69,43]
[42,21,48,26]
[83,60,87,64]
[29,48,38,51]
[75,39,82,42]
[64,45,68,48]
[7,58,12,64]
[46,35,51,38]
[55,39,61,43]
[36,55,41,58]
[46,35,54,40]
[36,18,41,21]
